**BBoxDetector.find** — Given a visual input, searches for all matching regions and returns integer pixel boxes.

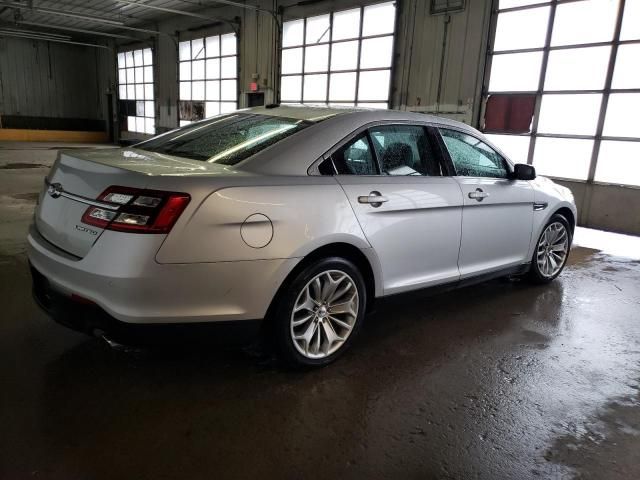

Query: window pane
[127,85,135,100]
[206,80,220,101]
[145,117,155,135]
[493,7,549,51]
[612,44,640,89]
[595,140,640,186]
[144,66,153,83]
[282,47,303,74]
[603,93,640,138]
[220,102,236,114]
[332,134,377,175]
[134,49,143,66]
[281,75,302,101]
[134,67,143,83]
[330,40,358,71]
[191,38,204,59]
[119,85,126,99]
[306,14,331,44]
[329,72,356,101]
[485,134,531,164]
[544,46,610,91]
[117,52,125,68]
[144,101,154,117]
[180,81,191,100]
[118,69,125,84]
[206,58,220,79]
[358,70,390,101]
[126,68,134,84]
[221,56,236,78]
[206,35,220,57]
[551,0,617,46]
[533,137,593,180]
[143,48,152,65]
[283,19,304,47]
[304,44,329,72]
[362,2,396,37]
[206,101,220,118]
[538,94,602,135]
[621,0,640,40]
[333,8,360,40]
[488,52,542,92]
[357,102,387,109]
[135,84,143,100]
[144,84,153,100]
[221,80,236,101]
[370,125,441,176]
[180,61,191,81]
[136,117,145,134]
[303,74,328,101]
[360,36,393,69]
[125,51,134,67]
[192,60,205,80]
[192,81,205,100]
[440,129,509,178]
[179,41,190,61]
[136,100,144,117]
[221,33,236,55]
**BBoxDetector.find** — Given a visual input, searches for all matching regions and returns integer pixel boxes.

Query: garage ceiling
[0,0,234,42]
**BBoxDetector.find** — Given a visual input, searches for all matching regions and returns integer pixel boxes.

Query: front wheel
[273,257,367,368]
[528,214,572,284]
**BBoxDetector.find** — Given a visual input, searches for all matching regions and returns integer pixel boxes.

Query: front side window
[331,133,378,175]
[137,114,311,165]
[440,129,509,178]
[369,125,441,176]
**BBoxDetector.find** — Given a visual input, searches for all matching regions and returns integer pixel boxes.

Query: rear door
[437,127,534,278]
[332,124,463,295]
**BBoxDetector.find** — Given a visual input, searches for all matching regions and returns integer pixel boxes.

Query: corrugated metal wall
[0,36,110,125]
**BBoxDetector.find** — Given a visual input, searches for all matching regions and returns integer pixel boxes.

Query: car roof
[238,105,481,176]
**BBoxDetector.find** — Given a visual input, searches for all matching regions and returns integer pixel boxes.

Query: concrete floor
[1,142,640,479]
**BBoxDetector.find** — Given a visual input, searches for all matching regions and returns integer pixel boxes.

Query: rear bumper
[27,224,299,325]
[31,264,262,344]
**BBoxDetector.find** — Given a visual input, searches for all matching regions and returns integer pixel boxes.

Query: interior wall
[0,36,112,132]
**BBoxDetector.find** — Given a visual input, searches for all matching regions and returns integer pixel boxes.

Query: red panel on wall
[484,94,536,134]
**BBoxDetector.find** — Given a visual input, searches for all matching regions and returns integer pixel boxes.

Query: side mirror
[512,163,536,180]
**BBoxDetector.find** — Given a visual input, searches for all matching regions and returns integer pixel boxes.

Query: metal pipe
[17,21,140,40]
[116,0,236,23]
[0,31,111,49]
[0,25,70,39]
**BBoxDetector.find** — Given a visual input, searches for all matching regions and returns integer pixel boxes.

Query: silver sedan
[28,106,577,367]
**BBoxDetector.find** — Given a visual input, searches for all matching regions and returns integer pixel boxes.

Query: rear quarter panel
[154,177,373,265]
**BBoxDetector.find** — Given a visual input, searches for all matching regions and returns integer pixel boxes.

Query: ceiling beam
[116,0,236,23]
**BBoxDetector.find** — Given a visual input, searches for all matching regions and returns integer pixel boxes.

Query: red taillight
[81,186,190,234]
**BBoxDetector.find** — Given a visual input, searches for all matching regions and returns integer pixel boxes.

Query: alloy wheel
[536,221,569,278]
[290,270,359,359]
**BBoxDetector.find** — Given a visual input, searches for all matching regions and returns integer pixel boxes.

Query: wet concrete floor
[1,142,640,479]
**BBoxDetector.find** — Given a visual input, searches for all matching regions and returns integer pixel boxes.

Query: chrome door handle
[358,191,388,208]
[468,188,489,201]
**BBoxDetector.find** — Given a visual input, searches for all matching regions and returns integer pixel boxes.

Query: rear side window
[439,128,509,178]
[137,113,312,165]
[331,133,378,175]
[369,125,441,176]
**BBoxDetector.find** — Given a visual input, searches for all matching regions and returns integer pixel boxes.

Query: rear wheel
[273,257,366,368]
[528,214,572,284]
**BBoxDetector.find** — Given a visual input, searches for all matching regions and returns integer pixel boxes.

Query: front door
[332,125,464,295]
[437,128,534,278]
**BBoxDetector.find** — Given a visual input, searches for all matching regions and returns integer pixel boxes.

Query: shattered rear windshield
[136,113,312,165]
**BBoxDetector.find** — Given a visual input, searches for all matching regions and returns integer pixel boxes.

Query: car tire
[527,213,572,284]
[273,257,367,368]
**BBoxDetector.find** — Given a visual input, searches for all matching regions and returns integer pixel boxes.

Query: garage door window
[178,33,238,126]
[280,1,396,108]
[484,0,640,186]
[117,48,154,135]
